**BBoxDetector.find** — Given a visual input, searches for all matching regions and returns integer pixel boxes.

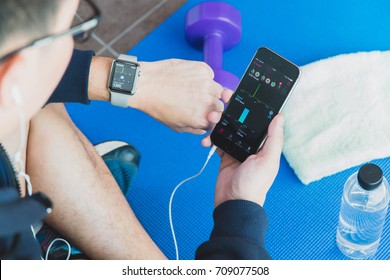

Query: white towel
[282,51,390,185]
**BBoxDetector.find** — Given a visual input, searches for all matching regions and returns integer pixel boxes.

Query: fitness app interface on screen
[216,57,296,154]
[111,62,137,92]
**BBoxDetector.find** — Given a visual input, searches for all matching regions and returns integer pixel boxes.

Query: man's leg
[27,103,166,259]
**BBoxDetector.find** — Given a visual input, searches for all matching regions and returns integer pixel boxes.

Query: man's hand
[132,59,225,134]
[213,114,285,207]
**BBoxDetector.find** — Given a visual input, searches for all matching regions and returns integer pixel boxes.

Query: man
[0,0,284,260]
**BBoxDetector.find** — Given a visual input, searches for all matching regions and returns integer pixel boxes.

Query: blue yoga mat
[66,0,390,259]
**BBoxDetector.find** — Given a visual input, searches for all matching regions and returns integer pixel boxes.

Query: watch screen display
[111,62,137,93]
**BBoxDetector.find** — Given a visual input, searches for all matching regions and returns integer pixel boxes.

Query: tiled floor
[75,0,187,57]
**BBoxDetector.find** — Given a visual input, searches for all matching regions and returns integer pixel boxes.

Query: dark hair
[0,0,61,48]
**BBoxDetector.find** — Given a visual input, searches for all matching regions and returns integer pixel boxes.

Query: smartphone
[211,47,301,162]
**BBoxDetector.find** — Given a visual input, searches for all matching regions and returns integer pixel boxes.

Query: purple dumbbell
[185,2,242,90]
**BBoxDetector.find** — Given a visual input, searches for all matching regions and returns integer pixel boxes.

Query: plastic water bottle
[336,163,389,259]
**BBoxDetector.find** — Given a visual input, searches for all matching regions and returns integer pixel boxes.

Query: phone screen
[211,47,300,162]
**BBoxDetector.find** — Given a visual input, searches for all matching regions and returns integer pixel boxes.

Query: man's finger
[209,98,224,114]
[210,82,224,99]
[207,111,222,124]
[201,135,212,147]
[257,114,285,162]
[221,89,234,104]
[188,128,207,135]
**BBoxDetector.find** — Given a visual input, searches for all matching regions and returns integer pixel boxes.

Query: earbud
[11,85,23,107]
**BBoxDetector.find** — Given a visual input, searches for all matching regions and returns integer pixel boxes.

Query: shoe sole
[94,141,129,157]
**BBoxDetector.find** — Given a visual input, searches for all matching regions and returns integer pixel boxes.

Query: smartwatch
[108,54,141,108]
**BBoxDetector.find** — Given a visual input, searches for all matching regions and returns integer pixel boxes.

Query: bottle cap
[357,164,383,191]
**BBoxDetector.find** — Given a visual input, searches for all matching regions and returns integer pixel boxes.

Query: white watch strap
[118,54,137,62]
[110,93,132,108]
[110,55,138,108]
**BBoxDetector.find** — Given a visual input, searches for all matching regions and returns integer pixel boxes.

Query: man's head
[0,1,60,47]
[0,0,79,139]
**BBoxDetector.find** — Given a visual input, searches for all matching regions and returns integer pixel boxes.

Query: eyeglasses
[0,0,101,64]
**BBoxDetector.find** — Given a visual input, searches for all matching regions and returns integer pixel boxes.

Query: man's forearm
[88,56,112,102]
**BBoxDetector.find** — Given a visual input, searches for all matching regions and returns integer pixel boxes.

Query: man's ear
[0,54,24,108]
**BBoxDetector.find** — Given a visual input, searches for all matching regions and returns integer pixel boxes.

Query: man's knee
[31,103,74,130]
[38,103,69,119]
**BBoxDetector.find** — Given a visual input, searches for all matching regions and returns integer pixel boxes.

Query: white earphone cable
[11,86,71,260]
[168,145,217,260]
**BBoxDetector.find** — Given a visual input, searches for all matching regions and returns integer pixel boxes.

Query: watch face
[110,61,138,93]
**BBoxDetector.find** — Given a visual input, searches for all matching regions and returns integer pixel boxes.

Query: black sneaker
[95,140,141,196]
